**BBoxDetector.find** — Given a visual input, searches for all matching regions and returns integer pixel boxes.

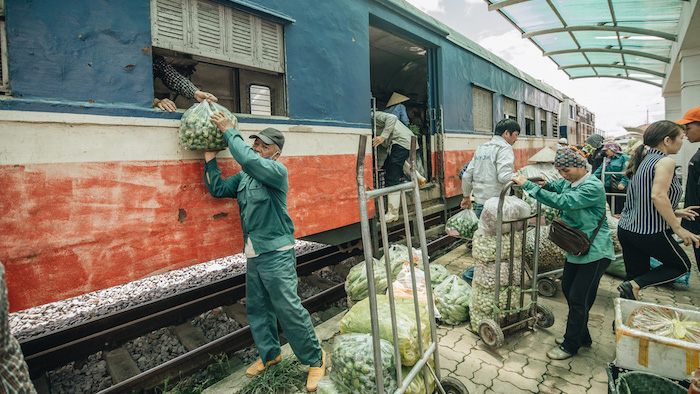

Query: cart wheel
[439,376,469,394]
[478,319,504,348]
[535,303,555,328]
[537,278,557,297]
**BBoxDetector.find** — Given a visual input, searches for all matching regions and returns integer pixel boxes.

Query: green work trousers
[246,248,322,365]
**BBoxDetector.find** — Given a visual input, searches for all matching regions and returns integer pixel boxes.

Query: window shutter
[525,104,534,120]
[473,87,493,133]
[192,0,224,54]
[258,19,283,73]
[504,97,517,118]
[250,85,272,116]
[228,8,255,63]
[151,0,188,51]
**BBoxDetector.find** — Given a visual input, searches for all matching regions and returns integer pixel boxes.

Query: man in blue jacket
[204,113,326,391]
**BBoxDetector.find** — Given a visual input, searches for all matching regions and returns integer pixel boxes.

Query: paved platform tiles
[206,243,700,393]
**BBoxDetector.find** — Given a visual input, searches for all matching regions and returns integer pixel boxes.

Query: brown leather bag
[548,214,606,257]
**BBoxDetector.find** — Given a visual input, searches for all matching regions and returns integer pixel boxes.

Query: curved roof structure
[485,0,687,88]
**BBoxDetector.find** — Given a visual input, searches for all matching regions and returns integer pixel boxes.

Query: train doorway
[369,25,434,189]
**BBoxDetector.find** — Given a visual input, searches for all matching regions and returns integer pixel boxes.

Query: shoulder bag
[548,214,606,256]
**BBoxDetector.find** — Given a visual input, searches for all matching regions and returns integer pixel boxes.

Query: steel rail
[98,234,457,393]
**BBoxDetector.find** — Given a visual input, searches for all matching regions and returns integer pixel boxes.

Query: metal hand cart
[356,135,467,394]
[473,182,555,348]
[520,177,564,297]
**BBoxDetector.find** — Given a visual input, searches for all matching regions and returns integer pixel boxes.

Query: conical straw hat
[386,92,409,108]
[528,147,557,163]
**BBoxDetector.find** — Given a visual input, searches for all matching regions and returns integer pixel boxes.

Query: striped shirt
[1,264,37,393]
[619,149,682,234]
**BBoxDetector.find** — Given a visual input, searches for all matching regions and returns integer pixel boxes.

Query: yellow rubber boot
[245,354,281,377]
[384,192,401,223]
[306,349,327,392]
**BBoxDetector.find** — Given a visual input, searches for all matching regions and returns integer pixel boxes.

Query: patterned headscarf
[554,146,587,168]
[603,142,623,154]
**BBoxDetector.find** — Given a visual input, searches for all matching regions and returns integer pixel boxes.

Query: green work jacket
[522,174,615,264]
[204,126,295,255]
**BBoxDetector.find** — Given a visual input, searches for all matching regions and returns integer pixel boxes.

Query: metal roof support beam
[544,48,671,63]
[560,64,665,78]
[487,0,533,11]
[523,25,677,41]
[570,75,662,88]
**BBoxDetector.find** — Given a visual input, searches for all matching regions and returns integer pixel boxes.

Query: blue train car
[0,0,565,310]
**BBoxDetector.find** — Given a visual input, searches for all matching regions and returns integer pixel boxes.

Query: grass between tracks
[156,353,234,394]
[155,354,305,394]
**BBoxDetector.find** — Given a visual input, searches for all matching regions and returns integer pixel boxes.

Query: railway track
[21,212,460,393]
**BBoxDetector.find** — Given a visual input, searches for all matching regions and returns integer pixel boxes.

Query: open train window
[524,104,535,136]
[150,0,287,115]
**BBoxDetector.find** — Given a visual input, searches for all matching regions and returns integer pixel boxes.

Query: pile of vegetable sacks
[380,244,423,279]
[434,275,472,325]
[329,333,397,393]
[340,295,430,367]
[523,194,561,225]
[345,258,388,303]
[429,264,451,287]
[471,228,522,262]
[477,196,530,235]
[179,101,234,151]
[524,226,566,272]
[445,209,479,239]
[469,284,521,331]
[472,258,522,289]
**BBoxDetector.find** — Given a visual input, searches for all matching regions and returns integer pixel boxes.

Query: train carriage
[0,0,567,311]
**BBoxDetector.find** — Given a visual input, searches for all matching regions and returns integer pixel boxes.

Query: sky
[404,0,667,137]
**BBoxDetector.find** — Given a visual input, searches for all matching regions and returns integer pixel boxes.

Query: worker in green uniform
[204,112,326,392]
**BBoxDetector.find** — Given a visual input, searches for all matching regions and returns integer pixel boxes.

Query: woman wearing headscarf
[594,142,630,215]
[511,146,614,360]
[616,120,700,301]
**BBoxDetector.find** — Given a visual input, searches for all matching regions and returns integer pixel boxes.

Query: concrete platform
[205,243,700,393]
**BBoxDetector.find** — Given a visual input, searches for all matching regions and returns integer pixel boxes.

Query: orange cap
[676,107,700,125]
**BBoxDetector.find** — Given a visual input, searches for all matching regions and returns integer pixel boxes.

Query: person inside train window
[676,107,700,270]
[152,54,218,112]
[511,146,615,361]
[373,111,426,222]
[1,263,37,393]
[384,92,410,126]
[583,134,605,172]
[461,118,520,218]
[202,118,327,392]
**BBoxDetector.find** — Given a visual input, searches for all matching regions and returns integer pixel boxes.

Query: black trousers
[560,258,610,354]
[383,145,409,187]
[618,227,691,288]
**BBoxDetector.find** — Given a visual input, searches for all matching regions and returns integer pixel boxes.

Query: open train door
[368,25,434,187]
[368,24,446,219]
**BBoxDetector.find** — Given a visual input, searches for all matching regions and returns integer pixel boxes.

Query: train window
[524,104,535,136]
[150,0,287,115]
[473,87,493,133]
[250,85,272,116]
[0,0,8,94]
[540,109,548,137]
[504,97,517,120]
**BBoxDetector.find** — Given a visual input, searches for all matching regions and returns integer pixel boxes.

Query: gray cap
[585,134,604,149]
[249,127,284,150]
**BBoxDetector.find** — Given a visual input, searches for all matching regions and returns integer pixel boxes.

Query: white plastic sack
[478,196,531,235]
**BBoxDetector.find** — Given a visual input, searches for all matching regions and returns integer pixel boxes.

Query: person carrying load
[203,115,326,392]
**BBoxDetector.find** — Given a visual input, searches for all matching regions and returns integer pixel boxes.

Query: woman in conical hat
[385,92,410,126]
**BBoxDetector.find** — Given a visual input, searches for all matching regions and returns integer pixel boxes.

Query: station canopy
[485,0,686,87]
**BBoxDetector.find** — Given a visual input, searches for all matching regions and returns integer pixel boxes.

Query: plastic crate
[614,298,700,380]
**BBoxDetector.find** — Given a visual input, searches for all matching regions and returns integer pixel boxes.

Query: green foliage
[157,353,233,394]
[408,124,421,137]
[240,358,306,394]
